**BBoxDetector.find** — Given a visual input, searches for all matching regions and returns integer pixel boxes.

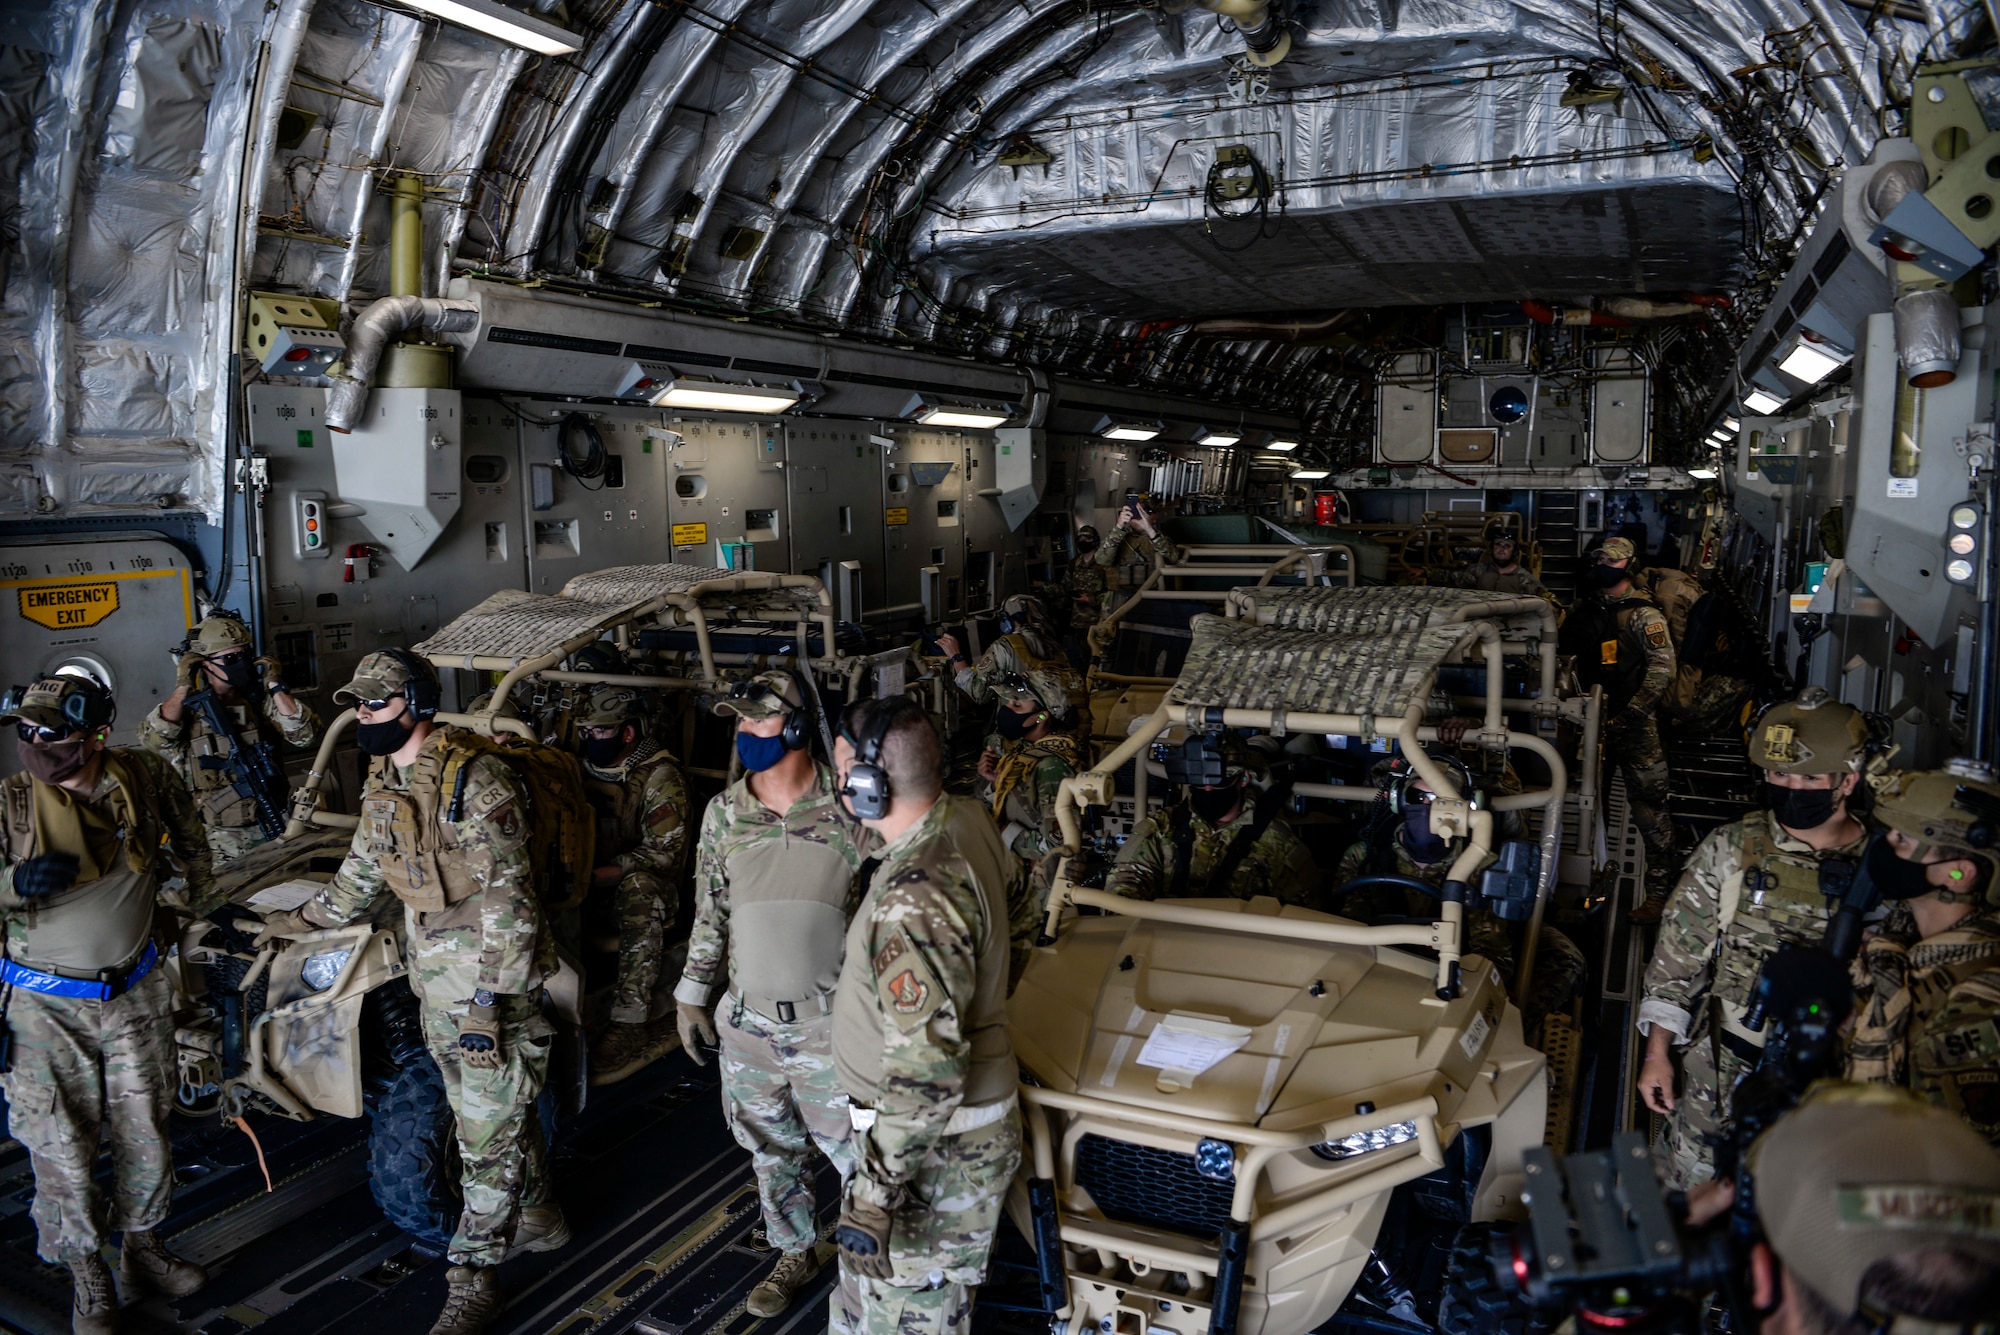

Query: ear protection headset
[729,671,814,751]
[1385,753,1482,814]
[841,697,922,821]
[3,674,116,734]
[378,647,442,721]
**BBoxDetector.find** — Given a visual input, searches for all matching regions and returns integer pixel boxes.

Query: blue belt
[1,940,158,1002]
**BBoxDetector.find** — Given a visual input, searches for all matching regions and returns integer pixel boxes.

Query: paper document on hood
[1135,1014,1252,1079]
[246,879,326,911]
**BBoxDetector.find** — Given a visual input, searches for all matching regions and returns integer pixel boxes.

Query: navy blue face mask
[1402,804,1449,863]
[737,731,789,773]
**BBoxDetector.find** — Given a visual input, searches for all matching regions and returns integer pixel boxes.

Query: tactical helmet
[1,669,116,734]
[1873,758,2000,861]
[578,684,645,729]
[184,612,253,658]
[992,670,1069,722]
[1748,687,1869,775]
[570,642,630,675]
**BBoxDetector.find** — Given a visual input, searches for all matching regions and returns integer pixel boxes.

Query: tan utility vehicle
[1009,586,1598,1335]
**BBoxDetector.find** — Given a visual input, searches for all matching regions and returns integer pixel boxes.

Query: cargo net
[1234,584,1531,635]
[1168,613,1472,716]
[562,564,823,618]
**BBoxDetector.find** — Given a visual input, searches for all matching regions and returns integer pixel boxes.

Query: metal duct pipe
[1893,289,1962,388]
[389,173,423,299]
[1185,311,1350,340]
[1195,0,1290,66]
[325,296,478,432]
[1863,157,1928,226]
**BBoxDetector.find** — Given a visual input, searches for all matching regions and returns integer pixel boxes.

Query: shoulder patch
[467,775,513,817]
[873,925,945,1034]
[1921,1017,2000,1071]
[1646,621,1670,649]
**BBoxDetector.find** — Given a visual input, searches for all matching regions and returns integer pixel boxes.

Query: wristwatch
[473,988,495,1008]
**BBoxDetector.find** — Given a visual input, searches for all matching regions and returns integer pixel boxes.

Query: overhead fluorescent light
[1290,469,1331,480]
[901,393,1014,429]
[1776,339,1850,385]
[653,377,801,414]
[1195,428,1242,447]
[1688,467,1719,479]
[1742,388,1785,415]
[1723,417,1740,431]
[1266,439,1301,452]
[1095,415,1163,441]
[401,0,582,54]
[1707,431,1731,445]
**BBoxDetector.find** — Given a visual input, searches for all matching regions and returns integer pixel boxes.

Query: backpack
[437,730,597,911]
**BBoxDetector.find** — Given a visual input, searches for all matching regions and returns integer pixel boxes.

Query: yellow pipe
[390,172,423,299]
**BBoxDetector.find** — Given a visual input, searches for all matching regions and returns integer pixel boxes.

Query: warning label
[671,522,708,547]
[885,507,909,526]
[18,582,120,629]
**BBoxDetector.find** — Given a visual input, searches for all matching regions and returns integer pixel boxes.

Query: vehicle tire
[367,1049,461,1247]
[1437,1222,1548,1335]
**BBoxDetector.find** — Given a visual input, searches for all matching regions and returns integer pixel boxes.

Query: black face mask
[217,657,261,695]
[1862,834,1936,900]
[582,733,628,767]
[1591,563,1628,589]
[1767,780,1840,831]
[1402,804,1450,863]
[1188,784,1239,824]
[356,716,415,757]
[1076,538,1099,554]
[995,709,1032,741]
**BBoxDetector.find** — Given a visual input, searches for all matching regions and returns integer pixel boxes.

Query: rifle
[184,689,290,840]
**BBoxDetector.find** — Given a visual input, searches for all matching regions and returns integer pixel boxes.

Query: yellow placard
[885,507,909,526]
[18,581,120,629]
[671,522,708,546]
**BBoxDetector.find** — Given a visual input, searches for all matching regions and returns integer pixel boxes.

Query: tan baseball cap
[1,672,114,732]
[711,669,803,721]
[1749,1082,2000,1320]
[334,649,429,708]
[1590,536,1636,563]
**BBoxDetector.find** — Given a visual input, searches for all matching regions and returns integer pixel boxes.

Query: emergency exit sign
[17,581,120,629]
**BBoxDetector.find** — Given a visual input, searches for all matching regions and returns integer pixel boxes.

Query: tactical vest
[1564,592,1656,713]
[357,732,488,916]
[583,738,664,861]
[187,702,272,827]
[833,795,1016,1109]
[721,783,858,1017]
[1165,796,1281,899]
[2,754,164,972]
[1709,814,1855,1050]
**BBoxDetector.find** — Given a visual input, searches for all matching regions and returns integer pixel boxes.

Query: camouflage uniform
[1430,558,1550,600]
[0,734,215,1263]
[1092,522,1178,583]
[139,690,319,866]
[1636,809,1869,1188]
[1332,838,1585,1036]
[1053,554,1112,632]
[295,719,556,1266]
[829,795,1023,1335]
[583,733,689,1024]
[1105,790,1318,907]
[1562,583,1676,873]
[680,760,873,1253]
[981,726,1080,984]
[955,631,1091,744]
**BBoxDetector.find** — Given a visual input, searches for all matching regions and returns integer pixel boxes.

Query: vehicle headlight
[1310,1119,1419,1161]
[300,948,352,992]
[1194,1138,1236,1184]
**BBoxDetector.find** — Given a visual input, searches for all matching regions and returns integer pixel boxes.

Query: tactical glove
[675,1002,717,1066]
[1610,706,1648,732]
[255,655,289,696]
[11,852,79,899]
[251,907,316,947]
[459,997,503,1069]
[835,1180,900,1280]
[175,654,207,692]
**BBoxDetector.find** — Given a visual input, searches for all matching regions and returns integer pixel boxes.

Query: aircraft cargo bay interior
[3,4,2000,1335]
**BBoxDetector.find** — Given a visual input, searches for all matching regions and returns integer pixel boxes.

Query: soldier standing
[574,684,690,1085]
[1333,754,1585,1039]
[973,673,1081,982]
[251,651,565,1335]
[935,594,1090,742]
[1,672,214,1335]
[827,696,1022,1335]
[1048,524,1104,672]
[1105,733,1317,905]
[1559,537,1679,922]
[1635,689,1873,1190]
[673,669,872,1318]
[1427,530,1550,599]
[139,612,319,866]
[1095,498,1181,581]
[1847,759,2000,1147]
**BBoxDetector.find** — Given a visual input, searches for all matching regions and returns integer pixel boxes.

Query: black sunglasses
[17,722,76,744]
[350,691,407,713]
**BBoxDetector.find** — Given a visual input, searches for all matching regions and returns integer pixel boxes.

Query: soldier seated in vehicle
[1847,759,2000,1149]
[140,612,319,867]
[1422,528,1551,600]
[1332,751,1586,1040]
[972,671,1081,983]
[1104,732,1317,906]
[574,684,689,1085]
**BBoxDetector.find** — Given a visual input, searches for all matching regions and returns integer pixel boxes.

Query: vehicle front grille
[1072,1134,1234,1238]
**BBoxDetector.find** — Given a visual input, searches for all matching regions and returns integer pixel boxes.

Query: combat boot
[745,1248,820,1317]
[428,1265,502,1335]
[1628,868,1674,926]
[67,1250,117,1335]
[511,1203,572,1255]
[119,1228,206,1298]
[589,1020,662,1085]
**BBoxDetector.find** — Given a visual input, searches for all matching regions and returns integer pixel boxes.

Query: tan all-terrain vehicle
[1009,585,1601,1335]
